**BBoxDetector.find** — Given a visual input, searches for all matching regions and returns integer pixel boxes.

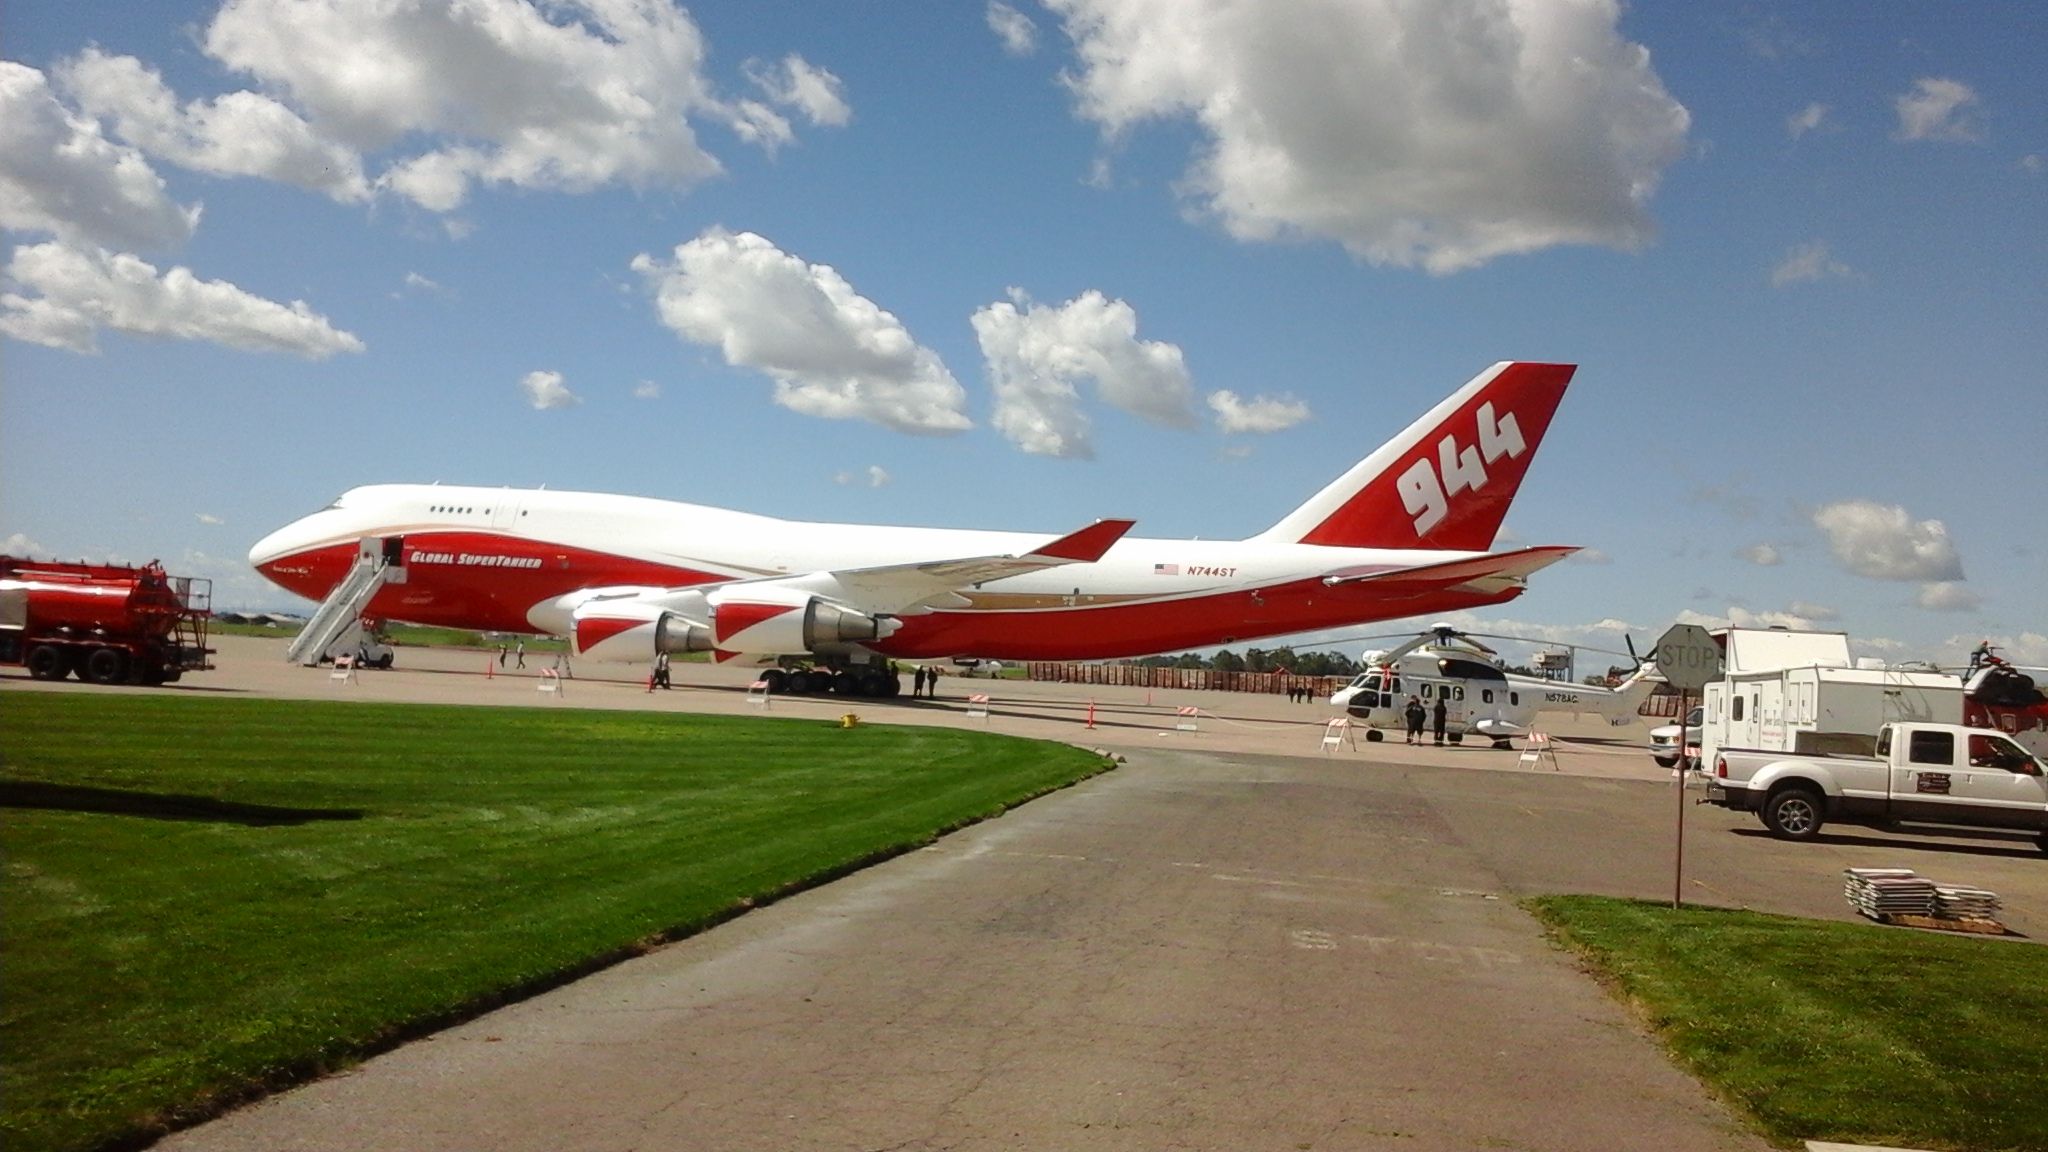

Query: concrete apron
[158,749,1764,1152]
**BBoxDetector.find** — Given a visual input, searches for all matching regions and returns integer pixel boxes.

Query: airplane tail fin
[1255,362,1575,551]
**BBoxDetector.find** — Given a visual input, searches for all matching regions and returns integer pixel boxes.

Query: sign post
[1654,623,1721,909]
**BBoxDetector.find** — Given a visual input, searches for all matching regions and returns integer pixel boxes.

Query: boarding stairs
[285,539,402,665]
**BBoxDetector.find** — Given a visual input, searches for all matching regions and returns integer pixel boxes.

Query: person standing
[654,652,671,689]
[1432,697,1448,746]
[515,640,526,669]
[1403,695,1426,744]
[913,665,928,697]
[927,664,941,698]
[497,643,507,668]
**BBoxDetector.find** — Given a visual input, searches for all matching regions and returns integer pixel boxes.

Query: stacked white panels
[1934,885,2002,920]
[1843,868,1937,918]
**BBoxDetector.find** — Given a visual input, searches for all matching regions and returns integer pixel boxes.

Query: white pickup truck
[1707,722,2048,850]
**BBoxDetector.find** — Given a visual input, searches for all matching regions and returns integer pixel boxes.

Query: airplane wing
[784,518,1136,615]
[1318,545,1579,598]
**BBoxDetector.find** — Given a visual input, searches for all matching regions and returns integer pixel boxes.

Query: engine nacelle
[706,585,895,657]
[569,598,713,662]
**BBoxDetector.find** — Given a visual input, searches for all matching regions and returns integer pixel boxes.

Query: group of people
[1284,682,1320,703]
[1402,694,1449,745]
[909,664,942,697]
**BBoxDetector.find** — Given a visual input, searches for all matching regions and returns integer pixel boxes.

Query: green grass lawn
[1526,895,2048,1151]
[1,693,1110,1152]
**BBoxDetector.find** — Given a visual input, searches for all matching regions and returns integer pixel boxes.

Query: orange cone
[1085,700,1097,729]
[485,659,494,680]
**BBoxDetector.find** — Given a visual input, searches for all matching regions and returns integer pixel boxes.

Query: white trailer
[1697,628,1962,766]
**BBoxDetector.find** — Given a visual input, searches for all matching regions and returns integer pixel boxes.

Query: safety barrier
[966,693,991,721]
[1518,731,1559,770]
[1319,717,1356,753]
[328,654,357,685]
[1175,706,1200,732]
[537,668,563,699]
[746,680,771,708]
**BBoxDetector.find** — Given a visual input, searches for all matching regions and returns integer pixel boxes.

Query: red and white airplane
[250,361,1579,693]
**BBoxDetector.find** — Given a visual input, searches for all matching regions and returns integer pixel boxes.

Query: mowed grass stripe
[1,693,1111,1152]
[1526,895,2048,1152]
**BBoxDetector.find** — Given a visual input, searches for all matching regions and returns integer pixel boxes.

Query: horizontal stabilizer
[1319,545,1578,597]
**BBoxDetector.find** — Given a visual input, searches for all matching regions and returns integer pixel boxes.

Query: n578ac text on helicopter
[1327,623,1662,747]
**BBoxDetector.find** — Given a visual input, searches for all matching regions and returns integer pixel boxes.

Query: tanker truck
[0,557,213,685]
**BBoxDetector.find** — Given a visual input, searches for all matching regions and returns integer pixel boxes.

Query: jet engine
[706,585,895,656]
[568,597,714,662]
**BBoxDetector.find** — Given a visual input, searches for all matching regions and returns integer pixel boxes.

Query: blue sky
[3,0,2043,669]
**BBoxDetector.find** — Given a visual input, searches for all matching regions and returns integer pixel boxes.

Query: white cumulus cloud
[0,241,364,358]
[194,0,832,212]
[744,54,851,128]
[520,369,581,410]
[633,380,661,400]
[1786,102,1830,139]
[1047,0,1691,273]
[1894,77,1983,143]
[0,62,199,251]
[835,465,891,488]
[1812,499,1964,582]
[973,288,1195,459]
[57,48,371,203]
[633,229,971,435]
[988,2,1039,55]
[1915,582,1980,612]
[3,532,51,558]
[1737,543,1782,566]
[195,513,225,525]
[1770,240,1851,287]
[1207,389,1310,434]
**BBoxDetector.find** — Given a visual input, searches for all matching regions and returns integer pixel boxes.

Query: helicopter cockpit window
[1482,689,1494,704]
[1452,686,1466,701]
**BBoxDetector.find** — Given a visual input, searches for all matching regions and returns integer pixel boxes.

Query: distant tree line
[1133,647,1360,678]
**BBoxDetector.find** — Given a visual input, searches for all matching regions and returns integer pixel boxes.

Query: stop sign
[1654,623,1721,693]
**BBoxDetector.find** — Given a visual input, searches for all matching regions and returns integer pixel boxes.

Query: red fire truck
[0,557,213,685]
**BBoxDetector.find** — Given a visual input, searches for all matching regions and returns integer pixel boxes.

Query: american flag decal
[1154,563,1180,575]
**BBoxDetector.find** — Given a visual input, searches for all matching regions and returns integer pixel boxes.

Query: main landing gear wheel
[759,668,789,695]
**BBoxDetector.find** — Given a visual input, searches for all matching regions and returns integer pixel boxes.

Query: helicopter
[1324,623,1663,747]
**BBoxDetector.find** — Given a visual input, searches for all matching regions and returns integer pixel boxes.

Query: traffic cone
[485,659,494,680]
[1085,700,1097,730]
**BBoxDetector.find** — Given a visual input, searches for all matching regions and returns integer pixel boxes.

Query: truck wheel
[1762,787,1825,841]
[758,668,788,695]
[1653,755,1677,768]
[1364,729,1384,742]
[86,647,128,685]
[377,653,394,669]
[26,645,65,680]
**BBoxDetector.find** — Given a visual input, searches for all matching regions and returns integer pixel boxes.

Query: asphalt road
[15,639,2045,1150]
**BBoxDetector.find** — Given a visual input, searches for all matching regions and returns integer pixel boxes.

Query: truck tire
[26,645,65,680]
[1762,786,1826,841]
[85,647,128,685]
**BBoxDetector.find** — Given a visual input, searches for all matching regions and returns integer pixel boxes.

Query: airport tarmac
[12,639,2046,1150]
